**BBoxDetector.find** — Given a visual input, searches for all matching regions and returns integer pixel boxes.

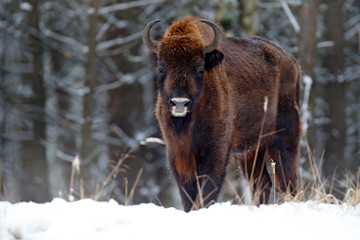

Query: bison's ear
[204,49,224,71]
[151,52,158,64]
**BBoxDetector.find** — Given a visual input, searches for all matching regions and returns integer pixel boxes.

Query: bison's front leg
[178,179,198,212]
[177,154,228,212]
[179,175,226,212]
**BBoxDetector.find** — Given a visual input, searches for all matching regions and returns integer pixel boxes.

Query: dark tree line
[0,0,359,205]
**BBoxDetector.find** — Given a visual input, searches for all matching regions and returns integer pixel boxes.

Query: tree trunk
[238,0,259,36]
[21,0,50,202]
[298,0,320,79]
[322,0,348,181]
[79,0,99,195]
[47,48,73,199]
[297,0,320,168]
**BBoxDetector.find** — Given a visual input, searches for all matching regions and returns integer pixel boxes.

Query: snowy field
[1,198,359,240]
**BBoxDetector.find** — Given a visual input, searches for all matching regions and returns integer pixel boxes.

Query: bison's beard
[170,113,192,137]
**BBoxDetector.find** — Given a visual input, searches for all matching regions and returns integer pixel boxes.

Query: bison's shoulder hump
[249,37,286,65]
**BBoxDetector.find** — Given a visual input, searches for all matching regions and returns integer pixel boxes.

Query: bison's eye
[157,67,167,89]
[198,68,204,74]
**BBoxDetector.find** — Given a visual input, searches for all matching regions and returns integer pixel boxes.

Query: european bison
[143,17,301,212]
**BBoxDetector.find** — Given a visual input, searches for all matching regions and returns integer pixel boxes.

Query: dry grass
[344,177,360,206]
[295,136,360,206]
[1,131,358,209]
[56,127,360,210]
[222,134,360,207]
[222,169,360,208]
[67,137,165,204]
[67,152,138,204]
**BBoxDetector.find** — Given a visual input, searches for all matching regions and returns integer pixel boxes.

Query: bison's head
[143,18,224,119]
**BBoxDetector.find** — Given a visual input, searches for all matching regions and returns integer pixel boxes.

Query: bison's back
[224,36,300,99]
[220,36,300,149]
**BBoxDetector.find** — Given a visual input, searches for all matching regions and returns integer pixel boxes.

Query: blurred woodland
[0,0,360,207]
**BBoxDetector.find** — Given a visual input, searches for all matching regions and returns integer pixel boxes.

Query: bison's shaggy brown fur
[143,17,301,212]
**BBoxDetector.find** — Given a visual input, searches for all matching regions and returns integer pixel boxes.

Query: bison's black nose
[170,97,190,117]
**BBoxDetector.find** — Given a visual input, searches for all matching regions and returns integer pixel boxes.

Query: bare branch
[257,0,301,8]
[39,21,88,54]
[140,137,166,146]
[96,31,142,52]
[98,0,164,15]
[343,66,360,82]
[281,0,300,33]
[95,80,123,93]
[344,14,360,29]
[257,2,282,8]
[317,41,335,48]
[56,150,76,162]
[345,23,360,41]
[111,125,137,149]
[96,16,112,42]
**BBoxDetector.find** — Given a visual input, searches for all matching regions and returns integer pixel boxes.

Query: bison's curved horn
[142,19,162,53]
[201,19,222,54]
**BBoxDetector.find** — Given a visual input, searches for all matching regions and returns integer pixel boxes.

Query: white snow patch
[87,8,95,15]
[0,199,359,240]
[301,74,313,132]
[20,2,33,11]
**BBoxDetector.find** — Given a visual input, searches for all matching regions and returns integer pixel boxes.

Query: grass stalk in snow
[0,165,7,201]
[125,168,143,205]
[344,176,360,206]
[64,137,164,203]
[270,159,276,203]
[69,156,81,201]
[94,149,132,201]
[250,96,268,186]
[225,129,360,207]
[93,137,164,201]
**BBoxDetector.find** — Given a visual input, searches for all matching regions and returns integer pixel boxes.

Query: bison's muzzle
[170,97,190,117]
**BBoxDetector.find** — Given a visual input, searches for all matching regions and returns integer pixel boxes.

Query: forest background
[0,0,359,207]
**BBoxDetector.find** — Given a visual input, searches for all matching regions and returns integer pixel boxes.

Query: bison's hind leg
[267,95,300,197]
[240,148,272,205]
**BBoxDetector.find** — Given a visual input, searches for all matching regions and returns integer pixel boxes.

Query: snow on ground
[0,199,359,240]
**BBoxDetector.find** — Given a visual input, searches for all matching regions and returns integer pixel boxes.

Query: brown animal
[143,17,301,212]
